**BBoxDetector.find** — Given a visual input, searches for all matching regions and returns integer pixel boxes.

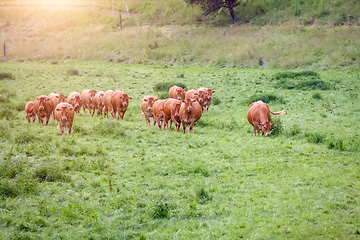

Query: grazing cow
[111,90,132,120]
[152,99,167,129]
[197,87,215,112]
[163,98,182,131]
[81,90,97,116]
[169,85,185,100]
[141,95,159,126]
[34,95,54,125]
[102,90,114,118]
[92,91,105,116]
[54,102,75,135]
[48,93,67,118]
[185,89,205,109]
[247,100,285,136]
[25,101,36,123]
[179,98,202,134]
[67,92,82,115]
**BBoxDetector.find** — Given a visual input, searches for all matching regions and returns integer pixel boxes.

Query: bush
[305,132,326,144]
[0,73,15,80]
[66,68,79,76]
[151,200,173,219]
[327,138,345,151]
[245,94,285,105]
[270,117,284,136]
[274,70,319,80]
[153,82,187,92]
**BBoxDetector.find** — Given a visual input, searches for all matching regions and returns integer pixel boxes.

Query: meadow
[0,60,360,239]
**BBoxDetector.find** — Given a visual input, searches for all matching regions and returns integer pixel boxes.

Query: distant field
[0,60,359,239]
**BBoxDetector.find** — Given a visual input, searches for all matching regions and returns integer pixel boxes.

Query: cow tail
[270,110,286,115]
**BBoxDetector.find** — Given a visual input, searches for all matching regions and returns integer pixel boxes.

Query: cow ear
[212,90,216,93]
[56,95,60,99]
[270,123,274,127]
[129,97,132,99]
[143,98,148,102]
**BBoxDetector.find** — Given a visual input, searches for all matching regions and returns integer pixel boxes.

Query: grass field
[0,60,359,239]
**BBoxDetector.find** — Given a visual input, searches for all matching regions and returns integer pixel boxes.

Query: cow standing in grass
[25,101,36,123]
[34,95,54,125]
[54,102,75,135]
[179,98,202,134]
[247,100,285,136]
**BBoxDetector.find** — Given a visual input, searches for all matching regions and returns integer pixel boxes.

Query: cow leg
[144,114,150,126]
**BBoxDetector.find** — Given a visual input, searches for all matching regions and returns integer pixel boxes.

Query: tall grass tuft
[245,94,285,105]
[0,73,15,80]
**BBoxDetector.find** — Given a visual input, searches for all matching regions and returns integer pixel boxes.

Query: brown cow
[34,95,54,125]
[102,90,114,118]
[48,93,67,118]
[197,87,215,112]
[92,91,105,116]
[152,99,167,129]
[169,85,185,100]
[247,100,285,136]
[67,92,82,115]
[25,101,36,123]
[141,95,159,126]
[163,98,182,132]
[81,90,97,116]
[185,89,205,109]
[54,102,75,135]
[111,90,132,120]
[179,98,202,134]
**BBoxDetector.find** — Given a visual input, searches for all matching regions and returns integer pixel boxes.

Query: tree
[184,0,240,24]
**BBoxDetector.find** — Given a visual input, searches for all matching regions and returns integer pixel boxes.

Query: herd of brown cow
[25,85,284,136]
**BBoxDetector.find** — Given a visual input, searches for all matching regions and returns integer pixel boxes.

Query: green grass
[0,60,359,239]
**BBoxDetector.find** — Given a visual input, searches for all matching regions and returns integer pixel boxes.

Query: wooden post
[120,14,123,30]
[3,43,5,57]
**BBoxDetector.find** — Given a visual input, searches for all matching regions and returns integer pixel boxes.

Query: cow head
[143,97,157,113]
[59,94,68,102]
[176,87,185,100]
[71,95,82,109]
[120,93,132,107]
[89,90,97,101]
[56,104,74,121]
[36,96,51,110]
[193,90,204,104]
[183,98,196,112]
[260,121,274,136]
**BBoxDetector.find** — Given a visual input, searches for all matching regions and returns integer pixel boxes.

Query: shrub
[305,132,326,144]
[245,94,285,105]
[153,82,187,92]
[151,200,173,219]
[327,138,345,151]
[196,187,212,204]
[312,92,323,100]
[66,68,79,76]
[270,117,284,136]
[274,70,319,80]
[0,73,15,80]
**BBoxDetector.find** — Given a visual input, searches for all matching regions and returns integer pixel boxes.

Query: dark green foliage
[275,70,330,90]
[274,71,319,80]
[93,120,126,137]
[34,166,70,182]
[246,94,285,105]
[153,82,187,92]
[66,68,79,76]
[151,200,173,219]
[196,187,212,204]
[327,138,345,151]
[287,124,301,137]
[212,96,221,105]
[305,132,326,144]
[0,72,14,80]
[270,117,283,136]
[312,92,323,100]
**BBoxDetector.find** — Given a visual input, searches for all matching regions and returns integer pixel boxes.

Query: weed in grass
[245,93,285,105]
[274,70,320,80]
[287,124,302,137]
[312,92,323,100]
[0,73,15,80]
[327,138,345,151]
[196,187,212,204]
[305,132,326,144]
[34,166,70,182]
[66,68,79,76]
[153,82,187,92]
[212,96,221,105]
[151,199,174,219]
[270,117,284,136]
